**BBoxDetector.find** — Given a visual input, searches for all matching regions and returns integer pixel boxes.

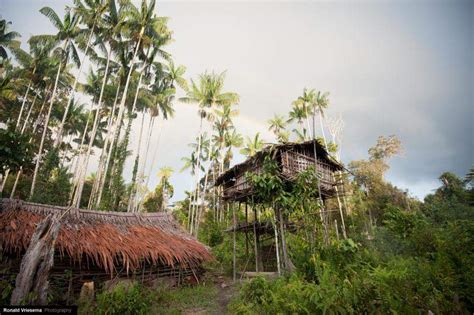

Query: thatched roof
[0,199,212,275]
[215,139,343,186]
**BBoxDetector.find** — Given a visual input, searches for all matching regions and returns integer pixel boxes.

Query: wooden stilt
[245,202,249,256]
[253,207,259,273]
[232,202,237,282]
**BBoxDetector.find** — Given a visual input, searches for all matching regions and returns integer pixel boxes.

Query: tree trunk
[29,61,62,199]
[318,112,328,147]
[73,50,112,207]
[278,206,295,272]
[311,113,329,245]
[89,81,120,209]
[69,107,93,204]
[16,79,33,131]
[95,31,143,207]
[20,93,38,134]
[54,24,95,147]
[189,116,203,233]
[273,215,281,276]
[135,115,155,212]
[126,71,146,212]
[128,109,145,212]
[10,214,61,305]
[195,163,210,237]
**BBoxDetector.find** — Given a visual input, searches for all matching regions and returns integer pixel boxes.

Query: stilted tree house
[214,140,345,277]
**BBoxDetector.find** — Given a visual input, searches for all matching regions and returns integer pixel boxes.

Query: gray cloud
[2,0,472,201]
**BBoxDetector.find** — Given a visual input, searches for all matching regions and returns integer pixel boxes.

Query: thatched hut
[214,140,346,276]
[0,199,212,297]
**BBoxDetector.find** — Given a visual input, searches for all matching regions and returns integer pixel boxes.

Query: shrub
[93,283,154,315]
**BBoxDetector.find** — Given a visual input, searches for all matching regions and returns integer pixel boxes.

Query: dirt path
[214,279,237,314]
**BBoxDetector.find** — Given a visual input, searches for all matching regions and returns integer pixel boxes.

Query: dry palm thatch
[0,199,212,276]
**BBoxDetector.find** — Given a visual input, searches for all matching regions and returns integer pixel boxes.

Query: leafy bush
[93,283,154,315]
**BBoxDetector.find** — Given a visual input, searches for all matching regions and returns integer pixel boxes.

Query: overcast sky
[2,0,473,201]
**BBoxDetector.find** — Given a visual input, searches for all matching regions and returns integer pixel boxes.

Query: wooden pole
[278,206,294,272]
[273,215,281,276]
[253,204,259,273]
[335,219,340,240]
[232,202,237,282]
[245,202,249,256]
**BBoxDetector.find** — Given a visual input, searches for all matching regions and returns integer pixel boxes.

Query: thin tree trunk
[89,80,120,209]
[273,214,281,276]
[311,113,329,245]
[55,24,96,147]
[304,105,312,141]
[21,93,38,134]
[69,107,93,204]
[195,163,210,237]
[16,79,33,130]
[319,112,328,146]
[10,168,22,198]
[189,116,203,233]
[128,110,145,212]
[29,60,62,199]
[278,206,294,272]
[96,31,143,207]
[73,49,111,207]
[138,118,162,212]
[134,115,154,211]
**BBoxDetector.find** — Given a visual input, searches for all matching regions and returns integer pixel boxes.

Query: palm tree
[9,39,55,131]
[268,114,289,143]
[292,88,317,141]
[156,166,174,211]
[0,18,20,69]
[288,105,307,139]
[29,7,81,198]
[313,91,330,147]
[214,103,239,174]
[54,0,108,148]
[180,71,239,232]
[240,133,264,157]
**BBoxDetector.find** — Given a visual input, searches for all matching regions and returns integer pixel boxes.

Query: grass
[151,282,220,314]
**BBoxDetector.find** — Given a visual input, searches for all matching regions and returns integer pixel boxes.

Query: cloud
[2,0,472,202]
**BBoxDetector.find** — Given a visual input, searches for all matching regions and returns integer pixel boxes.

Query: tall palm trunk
[55,24,96,147]
[138,118,161,212]
[29,63,61,199]
[95,29,144,207]
[127,109,145,212]
[311,112,329,244]
[189,116,203,233]
[134,115,154,212]
[31,89,50,134]
[21,93,38,134]
[195,163,210,237]
[9,93,40,198]
[89,81,120,209]
[73,50,112,207]
[16,76,34,130]
[318,111,328,146]
[304,105,312,141]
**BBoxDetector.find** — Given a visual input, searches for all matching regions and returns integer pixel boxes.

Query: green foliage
[231,170,474,313]
[0,127,34,175]
[94,283,153,315]
[30,149,72,205]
